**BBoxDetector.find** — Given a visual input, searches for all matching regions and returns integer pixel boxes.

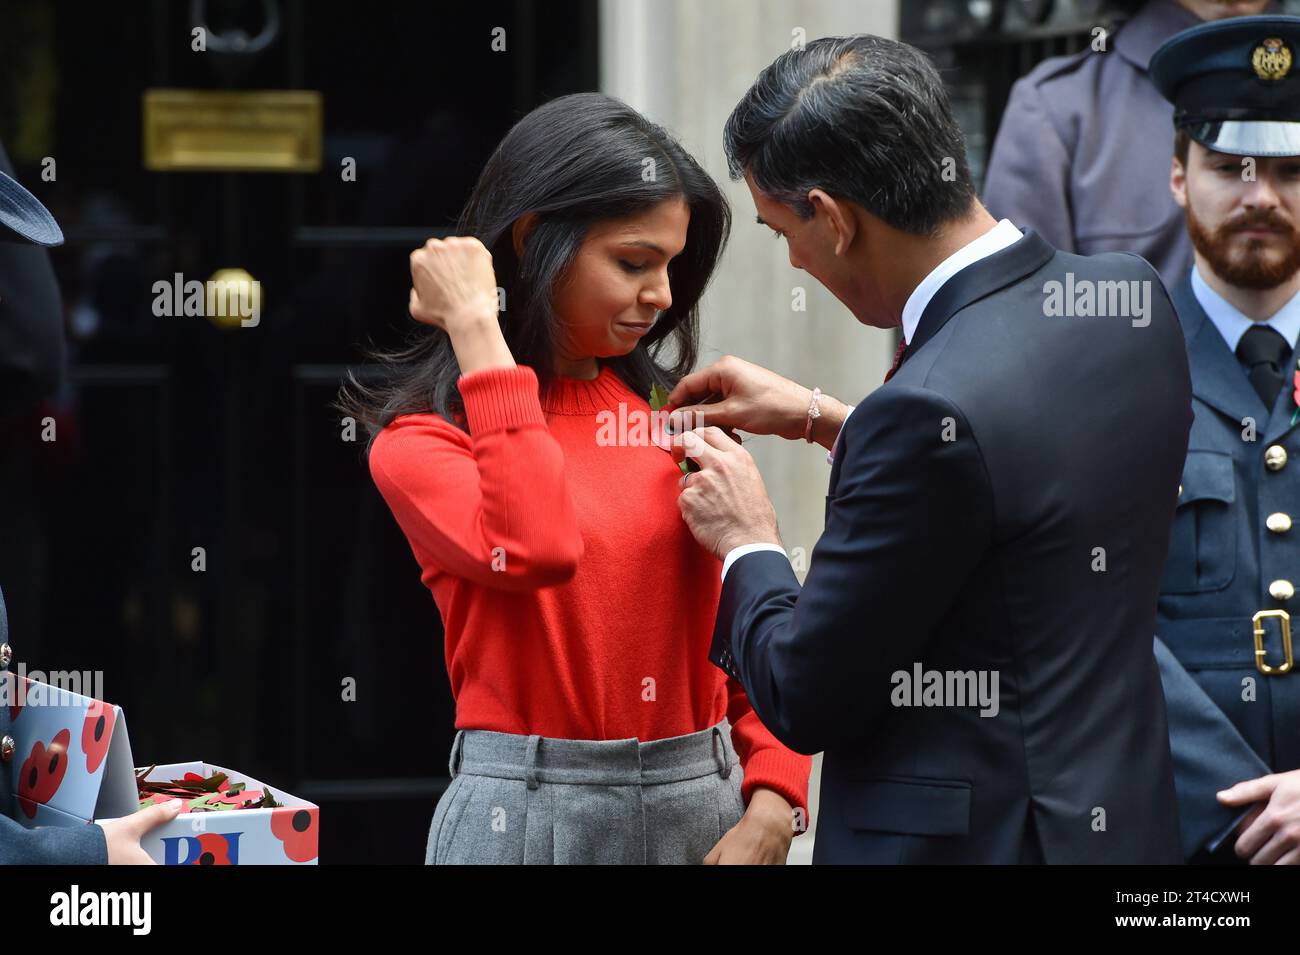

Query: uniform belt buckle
[1252,609,1294,676]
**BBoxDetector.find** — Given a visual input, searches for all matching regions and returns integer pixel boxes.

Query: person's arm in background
[982,76,1077,253]
[1,585,183,864]
[1154,637,1270,859]
[0,813,106,865]
[0,802,194,865]
[369,236,584,590]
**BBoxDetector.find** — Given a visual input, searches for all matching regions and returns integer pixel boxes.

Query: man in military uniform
[985,0,1275,291]
[1151,15,1300,864]
[0,164,179,863]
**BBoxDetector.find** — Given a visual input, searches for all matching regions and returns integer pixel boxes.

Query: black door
[0,0,597,863]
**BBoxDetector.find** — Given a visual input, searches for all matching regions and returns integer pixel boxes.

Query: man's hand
[100,799,184,865]
[703,787,795,865]
[672,427,781,558]
[666,355,849,449]
[1218,769,1300,864]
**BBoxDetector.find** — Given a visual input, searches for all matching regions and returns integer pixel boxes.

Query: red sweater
[368,363,811,817]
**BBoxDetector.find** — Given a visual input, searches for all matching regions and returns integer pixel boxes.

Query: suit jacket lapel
[1171,274,1271,427]
[902,229,1055,366]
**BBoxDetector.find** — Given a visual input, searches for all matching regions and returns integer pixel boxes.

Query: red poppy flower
[192,832,235,865]
[210,787,264,808]
[18,728,70,818]
[81,699,116,774]
[270,807,318,862]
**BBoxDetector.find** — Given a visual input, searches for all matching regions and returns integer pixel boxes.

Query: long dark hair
[339,92,731,446]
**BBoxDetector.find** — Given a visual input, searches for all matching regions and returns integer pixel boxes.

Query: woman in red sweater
[342,93,811,864]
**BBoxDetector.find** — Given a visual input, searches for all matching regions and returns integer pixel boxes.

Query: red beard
[1185,200,1300,290]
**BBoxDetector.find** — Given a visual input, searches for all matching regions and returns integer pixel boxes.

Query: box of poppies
[3,675,318,864]
[132,762,318,865]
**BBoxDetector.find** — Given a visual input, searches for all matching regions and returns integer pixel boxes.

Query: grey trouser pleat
[425,718,745,864]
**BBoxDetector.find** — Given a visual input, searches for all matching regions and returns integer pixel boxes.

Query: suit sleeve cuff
[721,543,787,582]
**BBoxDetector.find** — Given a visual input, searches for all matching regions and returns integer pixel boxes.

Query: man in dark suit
[1147,16,1300,865]
[668,34,1190,863]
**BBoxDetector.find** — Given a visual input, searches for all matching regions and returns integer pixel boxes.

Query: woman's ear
[512,212,539,258]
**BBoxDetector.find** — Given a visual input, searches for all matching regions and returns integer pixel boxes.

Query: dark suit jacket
[711,230,1189,863]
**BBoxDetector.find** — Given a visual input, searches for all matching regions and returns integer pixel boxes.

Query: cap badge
[1252,37,1293,81]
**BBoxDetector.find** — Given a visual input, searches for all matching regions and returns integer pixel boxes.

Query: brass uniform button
[1178,484,1183,497]
[0,642,9,670]
[1267,513,1293,534]
[1270,579,1295,601]
[1265,445,1288,471]
[0,735,13,763]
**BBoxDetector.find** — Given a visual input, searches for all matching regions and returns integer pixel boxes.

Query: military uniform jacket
[0,588,108,864]
[1158,273,1300,857]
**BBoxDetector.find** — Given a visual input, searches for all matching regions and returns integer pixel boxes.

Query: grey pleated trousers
[425,718,745,864]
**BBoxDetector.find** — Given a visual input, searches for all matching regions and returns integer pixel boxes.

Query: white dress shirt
[720,218,1024,582]
[1191,263,1300,353]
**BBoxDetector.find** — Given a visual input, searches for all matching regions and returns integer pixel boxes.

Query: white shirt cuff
[721,543,788,582]
[827,404,856,464]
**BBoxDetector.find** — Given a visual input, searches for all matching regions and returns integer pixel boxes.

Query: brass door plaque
[143,89,322,172]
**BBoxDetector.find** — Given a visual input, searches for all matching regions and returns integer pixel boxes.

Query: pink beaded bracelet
[804,387,823,443]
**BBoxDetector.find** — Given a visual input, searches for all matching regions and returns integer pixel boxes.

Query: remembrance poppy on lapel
[1292,367,1300,426]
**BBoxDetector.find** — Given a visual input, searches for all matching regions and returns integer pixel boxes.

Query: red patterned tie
[884,337,908,383]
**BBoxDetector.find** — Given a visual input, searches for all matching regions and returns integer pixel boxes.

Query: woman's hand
[409,236,515,375]
[408,236,501,335]
[703,786,796,864]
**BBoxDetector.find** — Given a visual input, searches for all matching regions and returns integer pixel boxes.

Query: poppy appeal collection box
[3,675,319,864]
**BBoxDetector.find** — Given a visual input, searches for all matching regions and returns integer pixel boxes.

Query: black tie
[1236,325,1291,410]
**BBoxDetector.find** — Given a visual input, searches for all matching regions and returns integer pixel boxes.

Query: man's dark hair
[723,34,977,237]
[1174,128,1190,168]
